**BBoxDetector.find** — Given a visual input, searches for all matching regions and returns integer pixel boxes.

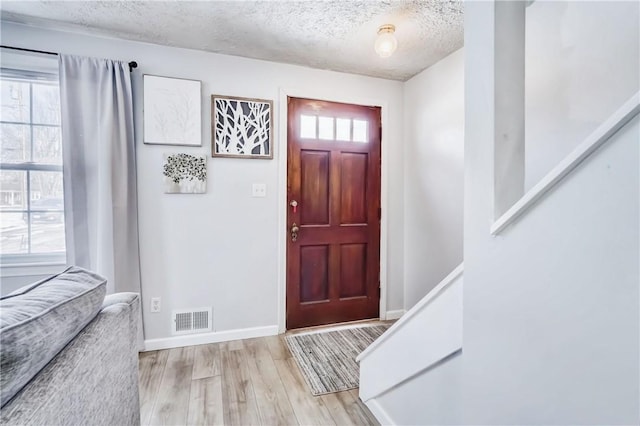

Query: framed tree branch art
[211,95,273,159]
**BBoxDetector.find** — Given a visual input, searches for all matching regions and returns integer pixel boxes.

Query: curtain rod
[0,45,138,72]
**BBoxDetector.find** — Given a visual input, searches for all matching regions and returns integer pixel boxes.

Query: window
[299,114,369,143]
[0,69,65,264]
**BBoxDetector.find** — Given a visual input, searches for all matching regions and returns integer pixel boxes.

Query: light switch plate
[252,183,267,197]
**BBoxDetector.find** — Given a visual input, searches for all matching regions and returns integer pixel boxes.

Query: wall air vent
[171,307,212,335]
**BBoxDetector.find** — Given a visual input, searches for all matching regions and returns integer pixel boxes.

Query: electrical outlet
[252,183,267,197]
[150,297,161,313]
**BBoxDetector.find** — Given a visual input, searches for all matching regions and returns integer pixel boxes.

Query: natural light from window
[299,114,369,143]
[0,72,65,263]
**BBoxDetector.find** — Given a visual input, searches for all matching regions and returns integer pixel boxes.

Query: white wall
[461,100,639,423]
[378,48,640,426]
[1,22,405,341]
[390,112,640,426]
[373,352,464,425]
[403,49,464,309]
[365,1,640,423]
[525,0,639,190]
[374,2,639,423]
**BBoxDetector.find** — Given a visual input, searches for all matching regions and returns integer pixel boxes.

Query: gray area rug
[285,324,390,396]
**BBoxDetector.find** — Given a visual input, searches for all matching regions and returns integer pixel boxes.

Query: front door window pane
[336,118,351,141]
[300,115,316,139]
[318,116,334,140]
[353,119,368,143]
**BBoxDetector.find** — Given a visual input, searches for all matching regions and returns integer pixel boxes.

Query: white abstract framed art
[211,95,273,159]
[143,75,202,146]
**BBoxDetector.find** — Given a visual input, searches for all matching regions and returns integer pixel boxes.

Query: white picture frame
[143,75,202,146]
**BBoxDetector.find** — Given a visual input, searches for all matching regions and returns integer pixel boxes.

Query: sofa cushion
[0,266,107,406]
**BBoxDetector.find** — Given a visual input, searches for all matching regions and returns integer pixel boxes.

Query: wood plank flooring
[139,333,379,426]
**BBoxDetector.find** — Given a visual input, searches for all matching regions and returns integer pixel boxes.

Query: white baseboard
[385,309,405,320]
[364,398,395,425]
[143,325,279,351]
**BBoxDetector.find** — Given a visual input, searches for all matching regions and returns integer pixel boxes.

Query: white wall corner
[385,310,406,320]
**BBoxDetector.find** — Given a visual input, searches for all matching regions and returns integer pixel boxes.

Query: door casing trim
[277,87,390,332]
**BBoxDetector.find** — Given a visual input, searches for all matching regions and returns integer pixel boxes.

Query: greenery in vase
[163,153,206,184]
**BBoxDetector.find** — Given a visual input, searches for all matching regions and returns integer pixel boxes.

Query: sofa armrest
[1,292,141,425]
[102,292,139,310]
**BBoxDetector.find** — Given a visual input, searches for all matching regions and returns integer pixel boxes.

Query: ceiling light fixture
[375,24,398,58]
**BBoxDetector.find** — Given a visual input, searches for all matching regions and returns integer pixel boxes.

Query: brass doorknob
[291,223,299,242]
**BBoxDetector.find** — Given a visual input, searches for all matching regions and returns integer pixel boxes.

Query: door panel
[340,243,367,298]
[300,151,330,225]
[300,245,329,303]
[340,152,368,224]
[287,97,381,329]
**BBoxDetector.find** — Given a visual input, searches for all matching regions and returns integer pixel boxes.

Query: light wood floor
[138,333,380,426]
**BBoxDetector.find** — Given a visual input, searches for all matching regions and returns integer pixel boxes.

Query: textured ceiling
[0,1,464,81]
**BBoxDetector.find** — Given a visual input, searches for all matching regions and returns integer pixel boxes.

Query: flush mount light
[374,24,398,58]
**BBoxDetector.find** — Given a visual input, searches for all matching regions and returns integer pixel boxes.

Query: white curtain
[59,55,143,343]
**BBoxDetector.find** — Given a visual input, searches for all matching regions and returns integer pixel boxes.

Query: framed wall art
[162,153,207,194]
[211,95,273,159]
[143,75,202,146]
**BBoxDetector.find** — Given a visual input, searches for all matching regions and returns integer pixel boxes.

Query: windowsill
[1,260,67,278]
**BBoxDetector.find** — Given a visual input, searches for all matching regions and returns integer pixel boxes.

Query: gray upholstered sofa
[0,266,141,425]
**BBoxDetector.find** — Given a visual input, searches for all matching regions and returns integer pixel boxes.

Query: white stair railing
[357,263,464,402]
[492,91,640,235]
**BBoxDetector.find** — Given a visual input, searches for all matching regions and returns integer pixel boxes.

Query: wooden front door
[286,97,381,329]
